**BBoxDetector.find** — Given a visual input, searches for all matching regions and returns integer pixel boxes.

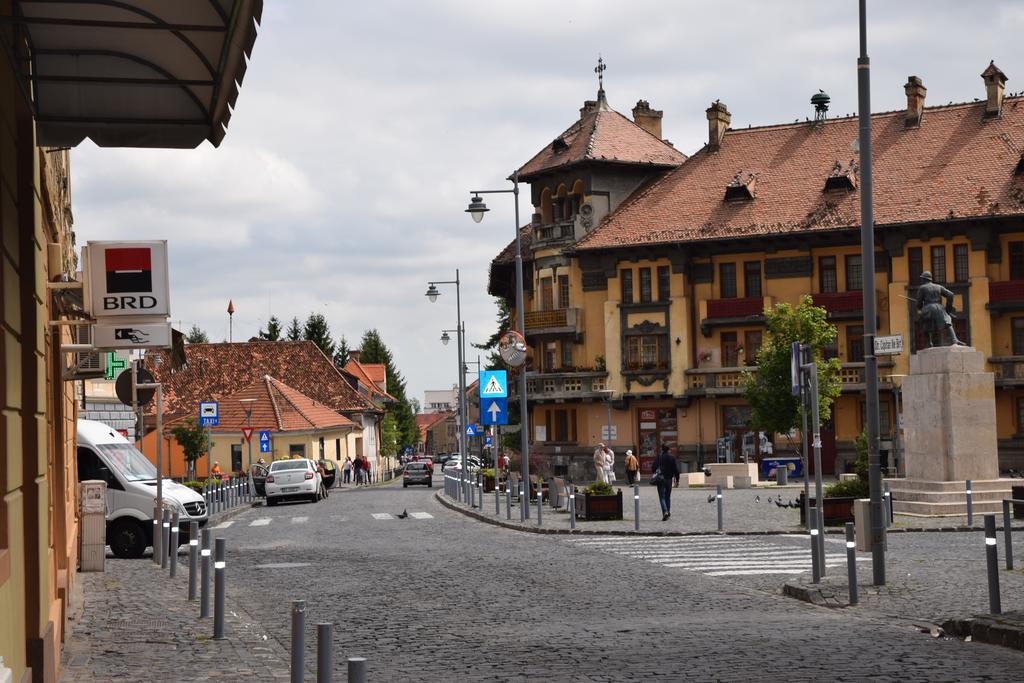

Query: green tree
[170,417,209,481]
[742,295,842,436]
[303,313,335,357]
[259,315,283,341]
[185,324,209,344]
[285,316,302,341]
[359,329,419,449]
[409,397,421,415]
[333,335,350,369]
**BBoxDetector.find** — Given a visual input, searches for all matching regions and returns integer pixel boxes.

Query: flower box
[577,489,623,521]
[799,492,857,526]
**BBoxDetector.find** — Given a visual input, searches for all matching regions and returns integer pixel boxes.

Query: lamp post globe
[425,284,440,303]
[441,331,450,346]
[466,196,489,223]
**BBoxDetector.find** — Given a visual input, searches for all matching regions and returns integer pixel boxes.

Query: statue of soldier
[916,271,964,347]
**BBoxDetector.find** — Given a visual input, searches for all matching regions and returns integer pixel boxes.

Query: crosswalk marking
[409,512,433,519]
[568,535,868,578]
[212,521,234,529]
[291,516,308,524]
[250,518,271,526]
[371,513,394,520]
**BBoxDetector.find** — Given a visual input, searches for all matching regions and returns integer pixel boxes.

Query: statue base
[889,346,1012,516]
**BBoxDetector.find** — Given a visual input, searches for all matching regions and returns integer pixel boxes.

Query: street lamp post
[430,271,468,502]
[466,172,528,520]
[600,390,615,446]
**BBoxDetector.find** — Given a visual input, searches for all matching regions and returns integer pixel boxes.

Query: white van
[76,419,209,558]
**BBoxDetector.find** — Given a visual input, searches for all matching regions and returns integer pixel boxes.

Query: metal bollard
[213,538,226,639]
[810,527,821,584]
[291,600,305,683]
[966,480,974,527]
[317,622,333,683]
[634,484,641,532]
[716,485,724,532]
[883,481,892,528]
[505,481,512,520]
[536,485,543,526]
[984,515,1001,614]
[495,479,501,515]
[569,487,576,530]
[1003,499,1014,571]
[348,657,368,683]
[169,511,180,577]
[152,506,160,565]
[161,509,170,570]
[200,528,211,618]
[188,521,199,601]
[204,484,210,515]
[845,522,858,606]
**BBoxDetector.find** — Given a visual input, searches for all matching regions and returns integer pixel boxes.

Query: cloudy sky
[70,1,1024,404]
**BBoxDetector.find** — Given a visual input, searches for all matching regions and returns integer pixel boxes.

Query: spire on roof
[595,55,608,107]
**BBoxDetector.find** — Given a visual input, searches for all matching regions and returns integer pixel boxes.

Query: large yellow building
[490,64,1024,482]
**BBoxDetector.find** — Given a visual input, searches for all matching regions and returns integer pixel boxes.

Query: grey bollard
[495,479,501,515]
[161,509,170,570]
[188,521,199,601]
[520,483,526,522]
[213,538,226,639]
[317,623,333,683]
[152,506,160,565]
[777,465,788,486]
[716,485,724,532]
[1003,499,1015,571]
[569,487,576,530]
[505,482,512,520]
[537,485,543,526]
[883,481,892,528]
[348,657,368,683]
[169,511,180,577]
[811,527,821,584]
[845,522,858,606]
[985,515,1001,614]
[200,528,212,618]
[966,480,974,527]
[291,600,306,683]
[634,484,640,532]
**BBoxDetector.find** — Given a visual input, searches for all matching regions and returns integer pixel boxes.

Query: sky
[70,0,1024,405]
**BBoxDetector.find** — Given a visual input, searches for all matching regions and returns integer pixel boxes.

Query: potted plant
[698,350,713,364]
[801,431,869,525]
[576,481,623,521]
[480,468,497,493]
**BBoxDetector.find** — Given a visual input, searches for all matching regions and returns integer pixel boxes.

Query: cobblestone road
[207,472,1024,681]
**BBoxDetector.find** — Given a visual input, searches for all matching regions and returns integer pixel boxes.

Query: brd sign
[85,241,170,317]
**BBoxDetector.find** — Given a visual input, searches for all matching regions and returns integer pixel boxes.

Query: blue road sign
[199,401,219,427]
[485,435,493,446]
[479,370,508,398]
[480,397,508,426]
[465,424,478,437]
[259,430,272,453]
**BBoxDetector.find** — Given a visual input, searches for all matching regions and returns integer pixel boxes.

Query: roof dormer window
[824,159,858,192]
[724,171,757,201]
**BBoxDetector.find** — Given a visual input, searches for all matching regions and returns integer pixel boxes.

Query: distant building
[423,388,457,413]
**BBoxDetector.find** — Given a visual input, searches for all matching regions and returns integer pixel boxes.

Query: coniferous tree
[303,313,335,358]
[285,316,302,341]
[359,329,419,450]
[258,316,283,341]
[185,324,209,344]
[333,335,351,369]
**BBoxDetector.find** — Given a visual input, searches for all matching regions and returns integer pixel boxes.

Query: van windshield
[95,443,158,482]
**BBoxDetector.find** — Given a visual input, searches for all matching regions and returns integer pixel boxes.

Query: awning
[7,0,263,148]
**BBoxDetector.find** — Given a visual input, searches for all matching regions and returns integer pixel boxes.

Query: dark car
[403,462,432,487]
[317,459,338,489]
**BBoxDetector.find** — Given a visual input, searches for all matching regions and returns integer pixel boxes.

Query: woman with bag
[651,445,680,521]
[625,450,639,485]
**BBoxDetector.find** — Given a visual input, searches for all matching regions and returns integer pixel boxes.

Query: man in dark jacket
[653,445,681,521]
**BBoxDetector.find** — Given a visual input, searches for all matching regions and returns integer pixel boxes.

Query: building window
[657,266,670,301]
[335,438,341,460]
[564,378,582,392]
[1013,318,1024,356]
[1011,242,1024,281]
[819,256,837,293]
[561,341,573,368]
[953,244,970,283]
[289,444,306,458]
[744,261,762,298]
[558,275,570,309]
[908,246,923,284]
[931,245,946,283]
[540,277,554,311]
[719,263,737,299]
[847,325,864,363]
[319,437,325,460]
[621,269,633,304]
[845,254,863,292]
[861,399,892,436]
[626,335,668,371]
[721,331,739,367]
[639,268,653,303]
[1018,398,1024,434]
[545,408,577,443]
[230,444,243,472]
[544,342,557,371]
[744,330,762,366]
[822,337,839,360]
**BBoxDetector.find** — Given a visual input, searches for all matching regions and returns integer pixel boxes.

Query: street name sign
[199,401,219,427]
[874,334,904,356]
[479,370,508,398]
[481,397,508,425]
[601,425,618,441]
[259,430,272,453]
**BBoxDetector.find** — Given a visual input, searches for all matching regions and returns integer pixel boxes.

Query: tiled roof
[193,376,357,433]
[343,358,395,402]
[517,100,685,180]
[144,341,377,420]
[491,225,533,266]
[415,411,451,442]
[577,98,1024,250]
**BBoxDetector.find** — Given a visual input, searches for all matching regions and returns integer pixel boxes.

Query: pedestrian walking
[652,445,680,521]
[625,449,639,486]
[342,456,352,484]
[604,446,616,484]
[593,443,609,484]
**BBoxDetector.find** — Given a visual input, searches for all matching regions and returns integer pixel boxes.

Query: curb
[781,582,848,609]
[434,492,1024,537]
[942,613,1024,651]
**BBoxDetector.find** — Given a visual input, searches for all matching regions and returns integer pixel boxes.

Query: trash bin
[1013,485,1024,519]
[79,480,107,572]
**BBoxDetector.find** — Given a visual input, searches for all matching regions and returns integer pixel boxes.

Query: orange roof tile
[343,358,395,402]
[208,376,357,433]
[578,98,1024,250]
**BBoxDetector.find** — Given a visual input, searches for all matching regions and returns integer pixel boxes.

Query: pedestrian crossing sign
[479,370,507,398]
[465,424,478,437]
[259,430,272,453]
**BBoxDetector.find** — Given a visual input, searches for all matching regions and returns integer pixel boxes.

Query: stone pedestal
[889,346,1011,515]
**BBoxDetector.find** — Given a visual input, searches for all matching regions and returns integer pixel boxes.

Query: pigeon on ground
[775,500,785,508]
[397,509,408,519]
[755,495,760,503]
[707,494,716,504]
[702,468,713,477]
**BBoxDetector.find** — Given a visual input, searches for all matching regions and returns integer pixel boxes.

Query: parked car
[444,455,482,473]
[265,459,322,505]
[77,419,209,559]
[403,461,432,487]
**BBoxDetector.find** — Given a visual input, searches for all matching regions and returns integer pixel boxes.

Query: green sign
[104,352,127,380]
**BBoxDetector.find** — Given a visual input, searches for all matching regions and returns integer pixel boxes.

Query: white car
[265,459,322,506]
[444,456,482,473]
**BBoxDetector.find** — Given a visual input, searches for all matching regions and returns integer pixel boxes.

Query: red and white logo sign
[105,247,152,293]
[85,241,170,318]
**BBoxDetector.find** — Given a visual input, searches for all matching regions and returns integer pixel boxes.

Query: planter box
[799,492,857,526]
[577,489,623,521]
[483,475,496,493]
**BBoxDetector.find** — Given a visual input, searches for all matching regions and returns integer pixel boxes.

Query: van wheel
[109,519,147,559]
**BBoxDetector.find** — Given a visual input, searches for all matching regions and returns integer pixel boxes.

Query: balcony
[524,307,582,336]
[684,361,894,397]
[812,290,865,319]
[533,220,576,247]
[524,370,609,402]
[989,356,1024,387]
[706,296,765,319]
[987,280,1024,314]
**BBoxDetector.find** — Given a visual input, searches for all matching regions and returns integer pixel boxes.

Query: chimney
[632,100,663,139]
[580,99,600,118]
[904,75,926,127]
[706,100,731,150]
[348,349,360,363]
[981,60,1008,117]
